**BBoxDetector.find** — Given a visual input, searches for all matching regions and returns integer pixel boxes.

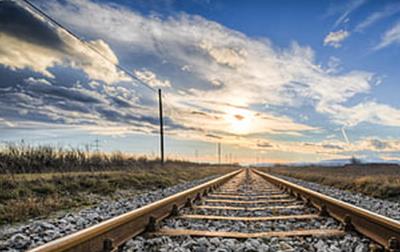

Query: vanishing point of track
[29,169,400,252]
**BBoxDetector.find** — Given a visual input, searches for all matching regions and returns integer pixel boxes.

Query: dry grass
[0,144,238,224]
[261,164,400,200]
[0,143,172,174]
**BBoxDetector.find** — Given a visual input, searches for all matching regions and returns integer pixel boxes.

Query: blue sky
[1,0,400,163]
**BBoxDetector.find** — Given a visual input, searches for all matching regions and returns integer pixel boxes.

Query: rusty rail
[253,169,400,250]
[29,169,243,252]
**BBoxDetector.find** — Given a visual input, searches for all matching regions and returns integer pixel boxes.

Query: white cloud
[355,3,400,32]
[25,77,52,86]
[326,56,341,73]
[3,0,400,153]
[34,0,400,131]
[375,22,400,49]
[323,30,350,48]
[332,0,367,28]
[0,118,15,128]
[326,101,400,127]
[133,69,171,88]
[0,33,62,78]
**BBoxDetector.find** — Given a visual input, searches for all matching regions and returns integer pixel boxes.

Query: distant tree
[350,156,361,165]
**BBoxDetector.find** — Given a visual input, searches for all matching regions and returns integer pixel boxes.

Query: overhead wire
[19,0,210,151]
[20,0,158,93]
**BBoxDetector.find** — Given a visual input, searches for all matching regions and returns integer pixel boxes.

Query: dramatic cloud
[1,0,400,162]
[375,22,400,49]
[2,0,395,131]
[0,1,126,83]
[324,30,350,48]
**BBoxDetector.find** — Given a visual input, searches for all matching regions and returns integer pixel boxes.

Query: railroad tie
[152,228,346,239]
[207,193,290,199]
[203,198,297,204]
[179,213,319,221]
[193,204,305,211]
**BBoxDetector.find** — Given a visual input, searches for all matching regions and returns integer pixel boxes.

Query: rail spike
[318,204,329,217]
[103,238,114,252]
[146,216,158,233]
[388,237,400,252]
[304,198,312,207]
[195,193,202,202]
[170,204,179,217]
[342,215,354,232]
[184,198,193,208]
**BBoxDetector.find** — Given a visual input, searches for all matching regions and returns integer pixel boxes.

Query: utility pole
[217,143,221,165]
[158,89,164,165]
[94,138,100,152]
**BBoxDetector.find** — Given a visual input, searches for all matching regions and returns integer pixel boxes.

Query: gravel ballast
[272,174,400,221]
[1,170,390,251]
[0,175,219,251]
[126,171,372,252]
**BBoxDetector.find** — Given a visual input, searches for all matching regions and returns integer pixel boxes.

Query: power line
[20,0,157,93]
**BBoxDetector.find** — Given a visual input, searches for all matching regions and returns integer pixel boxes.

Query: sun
[224,108,253,134]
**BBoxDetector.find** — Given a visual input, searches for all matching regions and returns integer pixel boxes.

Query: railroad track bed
[269,174,400,222]
[125,170,371,251]
[11,169,399,252]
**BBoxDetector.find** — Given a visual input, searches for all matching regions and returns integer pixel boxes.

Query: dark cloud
[257,142,273,148]
[206,134,222,139]
[25,80,104,104]
[110,96,132,108]
[0,1,64,49]
[191,111,208,116]
[322,144,344,150]
[369,139,390,150]
[234,114,245,120]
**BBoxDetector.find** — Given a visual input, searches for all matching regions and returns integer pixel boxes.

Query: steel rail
[29,169,243,252]
[253,169,400,250]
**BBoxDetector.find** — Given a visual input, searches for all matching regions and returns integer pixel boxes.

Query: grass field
[0,143,168,174]
[0,164,236,224]
[261,164,400,200]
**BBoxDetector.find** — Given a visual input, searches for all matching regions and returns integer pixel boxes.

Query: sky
[1,0,400,164]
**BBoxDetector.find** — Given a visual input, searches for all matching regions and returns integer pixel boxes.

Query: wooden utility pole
[217,143,221,164]
[158,89,164,165]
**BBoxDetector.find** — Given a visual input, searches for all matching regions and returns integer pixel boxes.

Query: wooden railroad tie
[193,204,305,211]
[179,213,319,222]
[153,228,346,239]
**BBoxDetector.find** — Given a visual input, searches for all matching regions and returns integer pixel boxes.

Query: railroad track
[29,168,400,252]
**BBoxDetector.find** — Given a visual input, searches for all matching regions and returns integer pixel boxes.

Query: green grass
[261,164,400,200]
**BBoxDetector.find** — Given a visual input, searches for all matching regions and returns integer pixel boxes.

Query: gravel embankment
[272,174,400,221]
[125,172,371,252]
[0,175,219,251]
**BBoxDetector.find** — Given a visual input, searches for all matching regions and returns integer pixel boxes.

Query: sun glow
[224,108,253,135]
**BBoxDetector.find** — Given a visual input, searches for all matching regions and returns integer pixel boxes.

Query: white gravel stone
[0,175,219,251]
[274,174,400,221]
[125,171,372,251]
